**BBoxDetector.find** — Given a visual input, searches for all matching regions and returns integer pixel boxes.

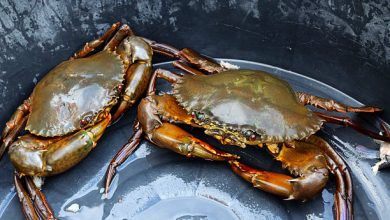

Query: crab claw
[229,160,329,201]
[373,123,390,173]
[287,167,329,200]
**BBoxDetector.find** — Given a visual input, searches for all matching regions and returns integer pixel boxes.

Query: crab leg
[70,22,120,59]
[111,63,152,122]
[147,69,182,95]
[14,173,39,220]
[296,92,382,113]
[24,176,57,220]
[9,115,111,176]
[0,99,30,159]
[327,157,351,220]
[175,48,225,74]
[104,24,133,52]
[306,135,352,220]
[14,173,57,220]
[111,36,153,121]
[141,38,180,58]
[315,112,390,142]
[142,38,225,74]
[173,61,206,76]
[229,161,296,198]
[104,121,143,194]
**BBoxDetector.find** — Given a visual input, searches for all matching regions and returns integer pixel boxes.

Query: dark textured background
[0,0,389,219]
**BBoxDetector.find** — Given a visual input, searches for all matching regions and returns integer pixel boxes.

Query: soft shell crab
[104,43,390,220]
[0,23,155,219]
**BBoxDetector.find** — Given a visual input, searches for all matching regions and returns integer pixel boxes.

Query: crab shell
[26,50,125,137]
[173,69,323,144]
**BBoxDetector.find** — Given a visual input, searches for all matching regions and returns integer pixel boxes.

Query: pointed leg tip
[229,160,242,168]
[380,122,390,137]
[232,155,241,159]
[104,180,111,195]
[120,24,131,31]
[104,169,115,198]
[359,106,383,112]
[284,195,295,200]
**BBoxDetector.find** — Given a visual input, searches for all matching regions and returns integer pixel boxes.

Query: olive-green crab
[104,42,390,220]
[0,23,154,219]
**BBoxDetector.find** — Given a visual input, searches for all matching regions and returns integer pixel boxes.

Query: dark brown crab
[0,23,155,219]
[104,43,390,220]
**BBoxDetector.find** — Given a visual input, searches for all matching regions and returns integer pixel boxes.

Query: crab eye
[193,112,206,121]
[244,130,257,141]
[80,112,94,126]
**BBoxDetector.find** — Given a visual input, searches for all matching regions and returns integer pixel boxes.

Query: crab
[104,42,390,220]
[0,23,155,219]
